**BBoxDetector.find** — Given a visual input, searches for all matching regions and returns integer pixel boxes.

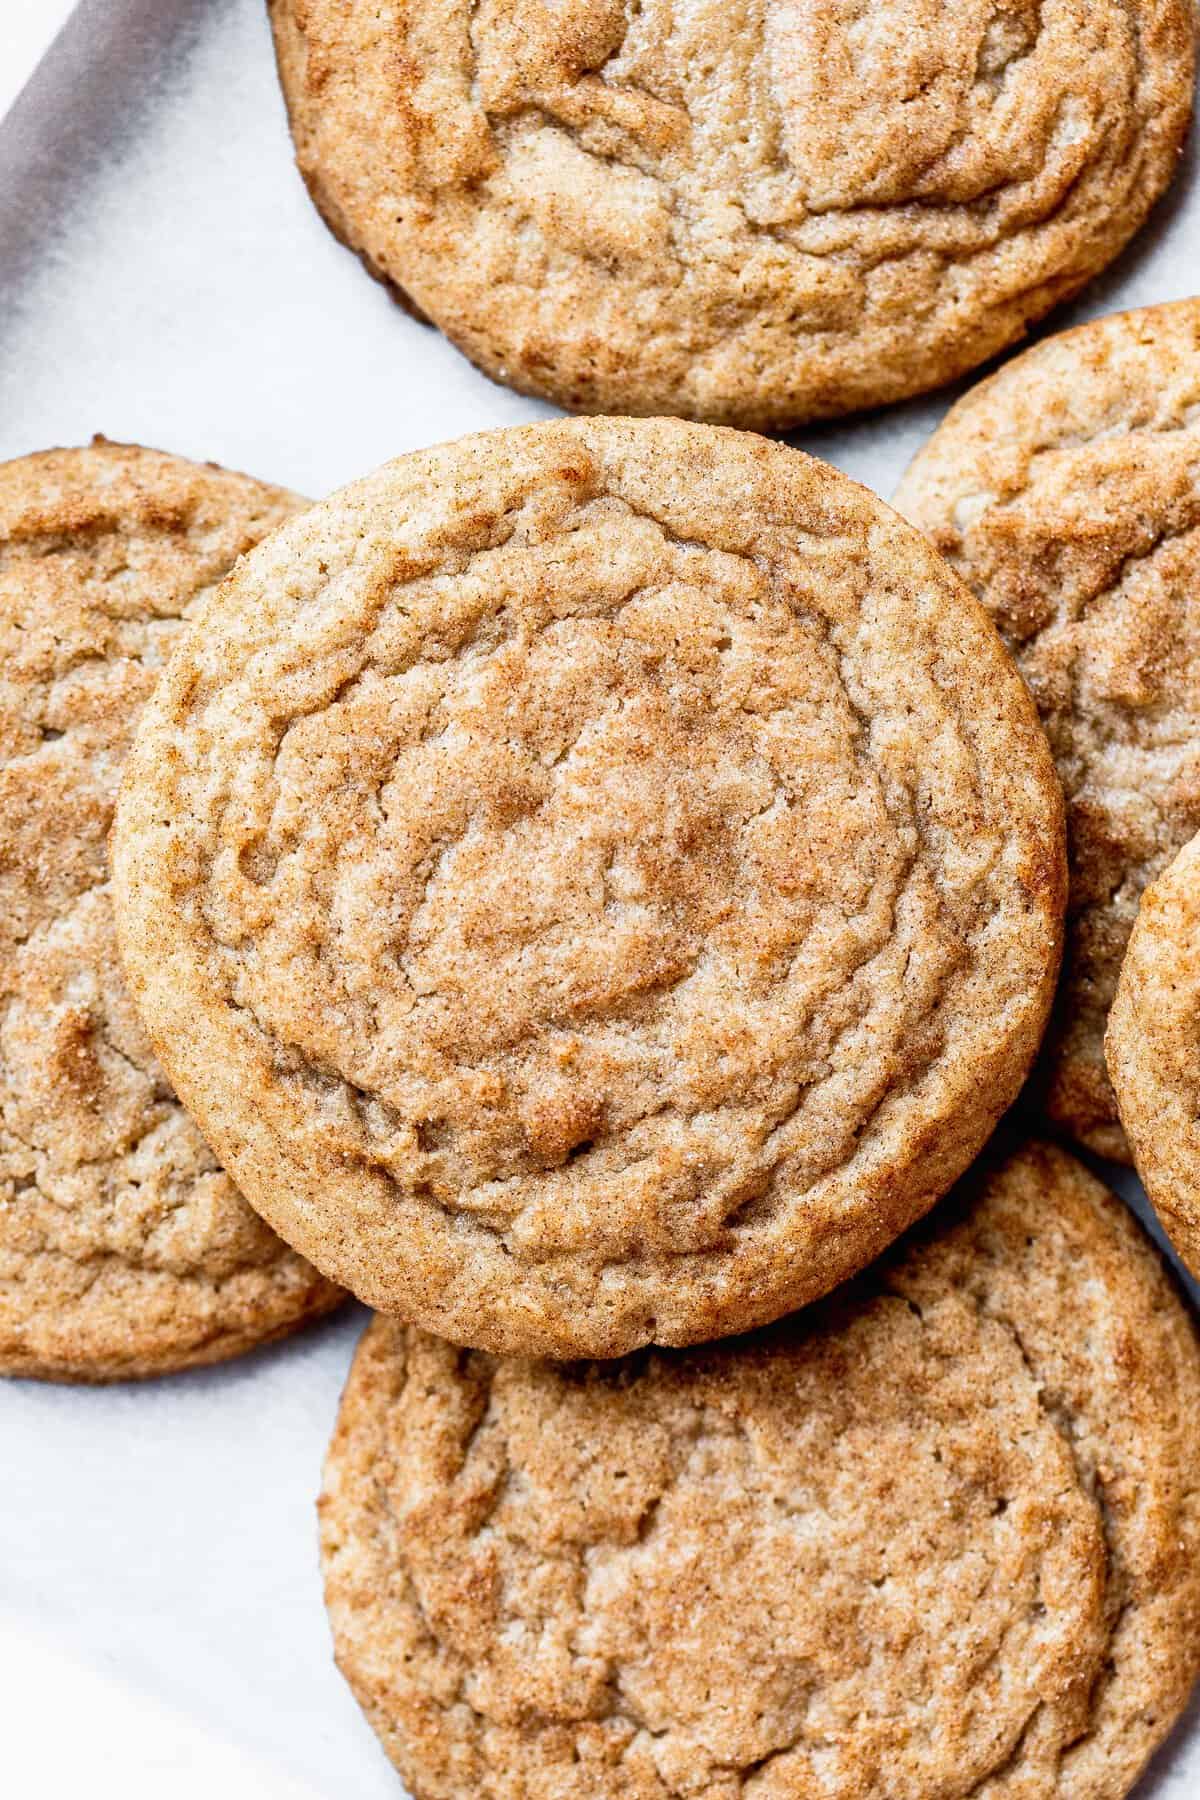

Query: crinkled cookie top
[269,0,1193,425]
[113,418,1064,1356]
[897,298,1200,1163]
[319,1142,1200,1800]
[0,441,340,1380]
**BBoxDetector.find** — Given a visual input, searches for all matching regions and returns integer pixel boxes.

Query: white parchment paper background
[0,4,1198,1794]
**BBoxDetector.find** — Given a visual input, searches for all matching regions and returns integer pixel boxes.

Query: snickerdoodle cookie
[897,299,1200,1162]
[1108,829,1200,1277]
[267,0,1194,428]
[112,418,1064,1357]
[319,1141,1200,1800]
[0,441,342,1381]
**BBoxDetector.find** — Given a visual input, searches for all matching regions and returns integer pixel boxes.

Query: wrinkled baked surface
[897,299,1200,1163]
[113,418,1064,1356]
[320,1141,1200,1800]
[1108,830,1200,1276]
[0,441,342,1381]
[268,0,1193,428]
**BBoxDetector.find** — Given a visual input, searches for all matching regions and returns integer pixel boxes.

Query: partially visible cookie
[896,299,1200,1161]
[112,417,1065,1358]
[0,441,342,1381]
[320,1141,1200,1800]
[1108,830,1200,1276]
[268,0,1195,428]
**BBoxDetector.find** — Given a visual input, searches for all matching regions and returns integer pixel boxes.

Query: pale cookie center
[211,503,968,1256]
[400,1298,1105,1792]
[466,0,1105,241]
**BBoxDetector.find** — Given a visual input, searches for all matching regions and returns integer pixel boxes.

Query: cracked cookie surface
[319,1141,1200,1800]
[112,418,1064,1356]
[1108,829,1200,1277]
[0,441,342,1381]
[267,0,1193,428]
[897,299,1200,1162]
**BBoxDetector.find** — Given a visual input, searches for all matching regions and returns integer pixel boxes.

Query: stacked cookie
[6,2,1200,1795]
[0,443,342,1379]
[92,407,1200,1800]
[897,298,1200,1288]
[110,419,1067,1359]
[320,1144,1200,1800]
[4,414,1197,1792]
[897,299,1200,1166]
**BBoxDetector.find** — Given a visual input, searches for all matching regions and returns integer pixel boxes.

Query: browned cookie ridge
[0,441,342,1381]
[112,419,1064,1357]
[1108,829,1200,1276]
[268,0,1193,428]
[319,1142,1200,1800]
[897,299,1200,1162]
